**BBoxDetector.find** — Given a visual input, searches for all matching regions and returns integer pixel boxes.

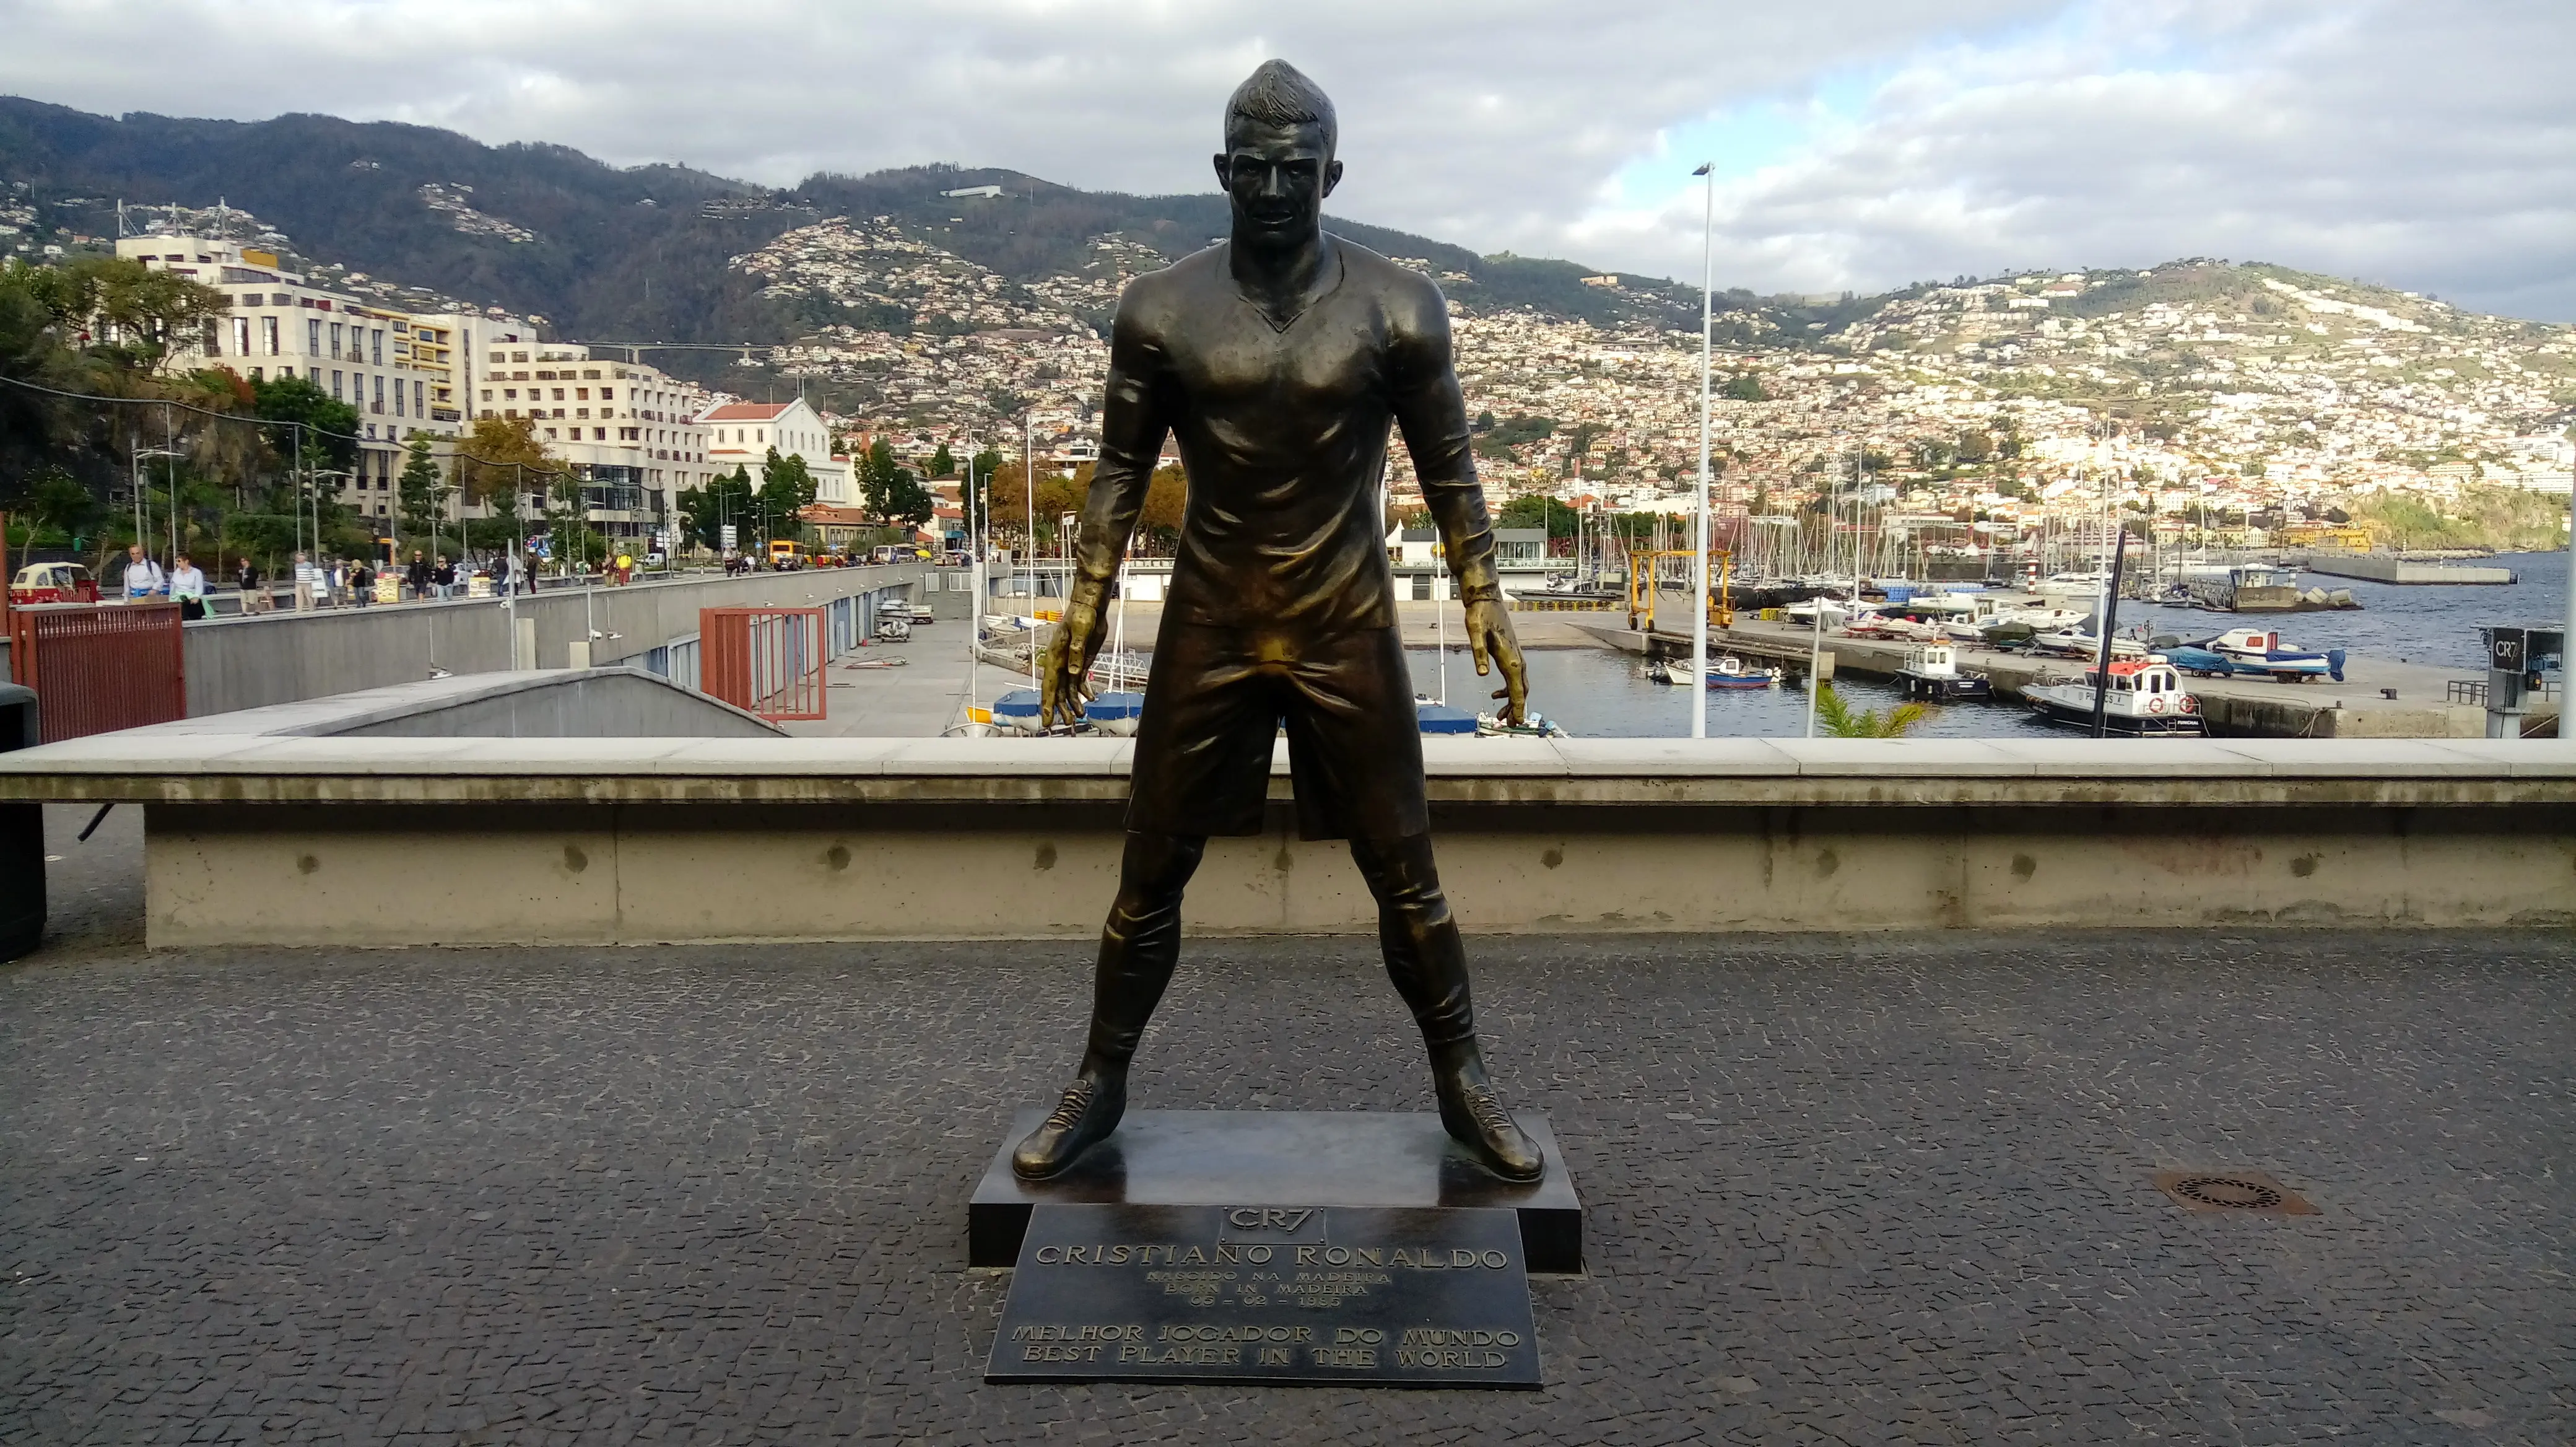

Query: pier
[1589,618,2496,738]
[2300,554,2519,585]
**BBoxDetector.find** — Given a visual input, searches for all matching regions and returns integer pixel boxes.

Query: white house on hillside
[698,398,855,505]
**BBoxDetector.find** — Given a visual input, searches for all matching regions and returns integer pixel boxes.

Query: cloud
[1565,0,2576,318]
[2,0,2569,317]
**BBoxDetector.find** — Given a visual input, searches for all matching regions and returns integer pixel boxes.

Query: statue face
[1214,120,1342,244]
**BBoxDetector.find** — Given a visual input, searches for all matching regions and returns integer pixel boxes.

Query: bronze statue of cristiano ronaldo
[1014,59,1543,1183]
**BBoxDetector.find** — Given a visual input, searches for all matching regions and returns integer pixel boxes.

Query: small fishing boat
[1893,642,1993,702]
[988,687,1144,734]
[2190,627,2345,682]
[1416,698,1479,735]
[1648,656,1783,689]
[2023,658,2204,735]
[1476,710,1569,738]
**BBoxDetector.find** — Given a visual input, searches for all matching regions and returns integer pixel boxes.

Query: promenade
[2,803,2569,1444]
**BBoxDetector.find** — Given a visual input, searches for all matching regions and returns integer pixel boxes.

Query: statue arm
[1390,307,1503,605]
[1042,304,1168,726]
[1390,289,1526,721]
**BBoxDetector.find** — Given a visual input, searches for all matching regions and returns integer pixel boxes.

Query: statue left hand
[1463,597,1529,725]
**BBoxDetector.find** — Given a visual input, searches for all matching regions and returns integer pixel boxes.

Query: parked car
[9,562,100,605]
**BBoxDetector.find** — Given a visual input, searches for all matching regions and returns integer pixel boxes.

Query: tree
[1956,429,1995,463]
[252,374,360,474]
[859,437,906,520]
[1140,465,1188,543]
[395,435,442,538]
[882,470,936,530]
[1720,372,1767,403]
[755,447,818,543]
[1497,494,1582,539]
[680,465,757,551]
[453,414,554,505]
[1813,683,1931,738]
[928,442,956,478]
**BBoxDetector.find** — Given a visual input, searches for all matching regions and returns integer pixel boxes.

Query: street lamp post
[1690,160,1715,740]
[1024,413,1038,692]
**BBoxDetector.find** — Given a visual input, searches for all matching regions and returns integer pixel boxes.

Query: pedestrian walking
[350,558,375,607]
[292,551,320,612]
[168,554,207,621]
[406,549,432,602]
[235,557,269,614]
[120,544,166,602]
[433,555,456,600]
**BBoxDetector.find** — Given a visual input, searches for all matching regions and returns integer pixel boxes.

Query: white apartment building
[118,232,535,528]
[475,343,718,545]
[698,399,856,505]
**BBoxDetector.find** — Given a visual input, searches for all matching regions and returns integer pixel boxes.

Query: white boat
[1893,643,1993,702]
[2031,626,2150,660]
[1647,655,1783,689]
[2192,627,2345,681]
[1780,596,1855,629]
[2024,658,2204,735]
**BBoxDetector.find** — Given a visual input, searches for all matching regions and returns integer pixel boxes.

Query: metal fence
[4,603,187,742]
[698,607,825,722]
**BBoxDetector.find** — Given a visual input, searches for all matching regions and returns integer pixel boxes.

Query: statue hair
[1226,61,1337,150]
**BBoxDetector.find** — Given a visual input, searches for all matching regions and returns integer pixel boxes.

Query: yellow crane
[1625,549,1733,633]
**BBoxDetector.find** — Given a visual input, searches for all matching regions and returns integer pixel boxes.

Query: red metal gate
[5,603,187,742]
[698,607,826,722]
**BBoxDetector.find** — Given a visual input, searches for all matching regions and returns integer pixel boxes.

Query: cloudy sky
[6,0,2572,318]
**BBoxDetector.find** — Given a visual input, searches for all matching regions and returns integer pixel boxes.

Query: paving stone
[1,812,2570,1441]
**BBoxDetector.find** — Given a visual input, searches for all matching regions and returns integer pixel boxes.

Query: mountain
[0,97,1863,391]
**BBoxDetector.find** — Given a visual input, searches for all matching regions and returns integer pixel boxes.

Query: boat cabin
[1902,643,1960,678]
[2082,658,2185,698]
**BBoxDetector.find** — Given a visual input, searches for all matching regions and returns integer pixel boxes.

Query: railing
[4,603,187,742]
[698,608,825,721]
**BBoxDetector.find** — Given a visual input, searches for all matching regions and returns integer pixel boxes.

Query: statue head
[1214,61,1342,248]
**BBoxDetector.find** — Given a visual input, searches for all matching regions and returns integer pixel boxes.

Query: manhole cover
[2153,1169,2317,1215]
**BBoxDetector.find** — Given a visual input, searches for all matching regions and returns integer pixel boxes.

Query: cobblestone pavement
[2,821,2570,1443]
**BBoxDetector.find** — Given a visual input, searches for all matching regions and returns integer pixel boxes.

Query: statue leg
[1011,829,1207,1179]
[1346,832,1544,1181]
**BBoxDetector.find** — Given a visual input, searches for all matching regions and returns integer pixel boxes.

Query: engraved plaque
[986,1203,1540,1388]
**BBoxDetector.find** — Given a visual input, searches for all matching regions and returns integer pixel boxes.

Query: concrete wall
[126,668,781,740]
[2,735,2567,946]
[131,795,2576,946]
[179,564,925,717]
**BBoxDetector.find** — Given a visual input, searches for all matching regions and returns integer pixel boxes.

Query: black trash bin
[0,682,41,961]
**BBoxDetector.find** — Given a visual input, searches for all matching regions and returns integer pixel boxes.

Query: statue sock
[1348,833,1543,1180]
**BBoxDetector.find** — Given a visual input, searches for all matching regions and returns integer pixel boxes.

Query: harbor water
[1404,549,2569,739]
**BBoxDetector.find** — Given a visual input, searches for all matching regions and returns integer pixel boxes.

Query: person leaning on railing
[168,554,207,621]
[121,544,166,603]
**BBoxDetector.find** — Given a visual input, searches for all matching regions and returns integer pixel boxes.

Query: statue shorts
[1124,621,1428,843]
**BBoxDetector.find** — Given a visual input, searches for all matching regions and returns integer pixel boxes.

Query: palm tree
[1813,681,1932,738]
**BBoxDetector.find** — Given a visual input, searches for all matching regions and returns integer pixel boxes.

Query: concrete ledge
[5,737,2569,944]
[126,667,783,740]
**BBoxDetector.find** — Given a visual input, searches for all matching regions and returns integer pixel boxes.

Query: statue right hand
[1037,599,1105,729]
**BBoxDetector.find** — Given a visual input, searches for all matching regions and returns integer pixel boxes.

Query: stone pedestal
[969,1109,1582,1273]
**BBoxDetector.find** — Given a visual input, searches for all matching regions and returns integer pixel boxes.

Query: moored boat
[1893,643,1993,702]
[1648,655,1783,689]
[2024,658,2204,735]
[2190,627,2345,682]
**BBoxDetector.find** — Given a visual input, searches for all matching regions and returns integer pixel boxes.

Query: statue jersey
[1079,237,1500,637]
